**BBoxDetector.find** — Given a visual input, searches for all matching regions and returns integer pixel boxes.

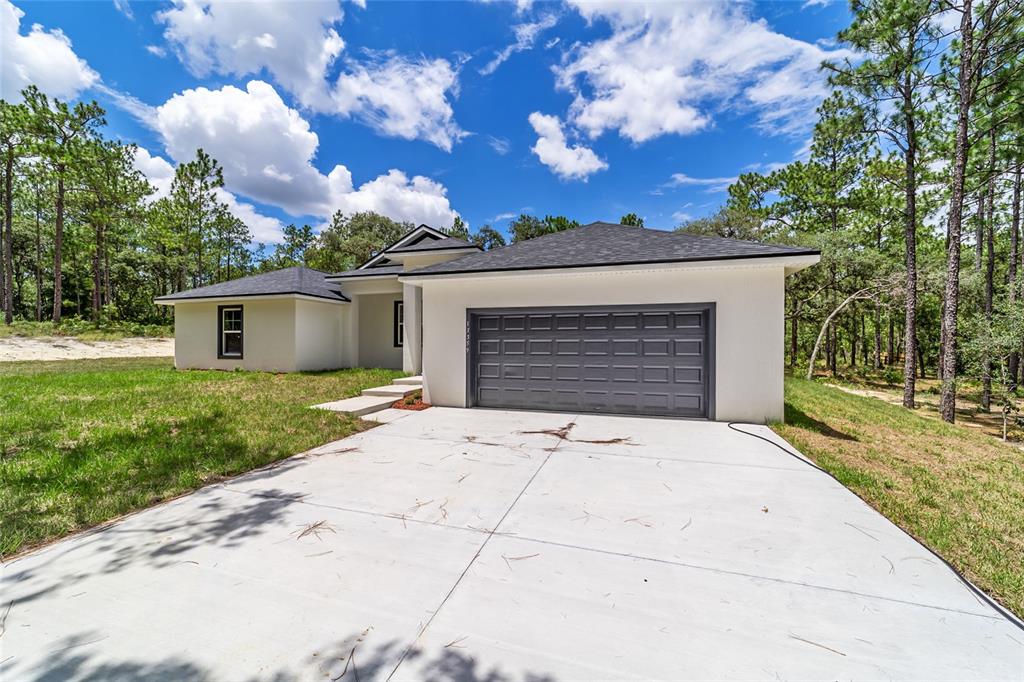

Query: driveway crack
[384,415,580,681]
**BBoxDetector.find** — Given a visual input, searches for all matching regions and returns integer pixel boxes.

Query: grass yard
[774,377,1024,618]
[0,357,402,557]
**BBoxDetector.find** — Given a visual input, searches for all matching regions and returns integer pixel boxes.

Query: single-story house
[156,222,819,423]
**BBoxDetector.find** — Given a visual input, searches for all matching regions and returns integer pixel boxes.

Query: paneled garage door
[468,304,714,418]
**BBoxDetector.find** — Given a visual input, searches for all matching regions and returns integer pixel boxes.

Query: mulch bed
[392,397,431,411]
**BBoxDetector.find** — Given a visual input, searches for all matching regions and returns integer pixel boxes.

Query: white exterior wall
[172,298,298,372]
[294,298,346,371]
[415,264,786,423]
[357,292,403,369]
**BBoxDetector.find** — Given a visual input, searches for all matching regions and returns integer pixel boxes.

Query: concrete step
[360,407,414,424]
[362,384,420,398]
[312,394,397,417]
[394,376,423,385]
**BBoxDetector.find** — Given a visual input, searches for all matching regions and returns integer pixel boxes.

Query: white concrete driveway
[3,409,1022,681]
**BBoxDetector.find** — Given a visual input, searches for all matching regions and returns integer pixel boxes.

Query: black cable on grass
[727,421,1024,634]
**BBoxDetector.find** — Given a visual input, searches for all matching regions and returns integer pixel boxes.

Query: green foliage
[305,211,412,272]
[0,317,171,340]
[258,224,316,272]
[444,216,506,250]
[508,213,580,243]
[446,215,469,240]
[619,212,644,227]
[470,224,507,250]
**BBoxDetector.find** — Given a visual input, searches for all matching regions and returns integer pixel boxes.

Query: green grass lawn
[0,358,402,557]
[773,377,1024,618]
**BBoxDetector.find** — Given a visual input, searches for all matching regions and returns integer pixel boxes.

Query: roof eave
[154,292,350,305]
[324,271,402,282]
[399,252,821,282]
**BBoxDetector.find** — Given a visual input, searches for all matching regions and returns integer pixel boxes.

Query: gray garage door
[468,304,714,418]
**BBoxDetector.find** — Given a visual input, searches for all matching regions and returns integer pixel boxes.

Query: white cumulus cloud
[557,2,855,142]
[154,0,465,151]
[155,0,345,109]
[332,52,467,152]
[528,112,607,181]
[1,0,99,101]
[147,80,458,233]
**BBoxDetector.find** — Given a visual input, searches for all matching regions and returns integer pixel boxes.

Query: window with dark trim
[218,305,243,359]
[394,300,404,347]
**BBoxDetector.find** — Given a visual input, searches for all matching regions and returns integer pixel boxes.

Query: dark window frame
[217,304,244,359]
[393,300,404,347]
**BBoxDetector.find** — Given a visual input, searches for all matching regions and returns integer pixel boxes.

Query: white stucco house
[156,222,819,423]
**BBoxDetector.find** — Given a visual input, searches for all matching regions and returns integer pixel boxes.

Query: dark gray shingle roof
[406,222,819,277]
[387,236,479,253]
[156,267,349,302]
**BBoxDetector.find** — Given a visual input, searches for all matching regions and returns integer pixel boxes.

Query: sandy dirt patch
[0,336,174,362]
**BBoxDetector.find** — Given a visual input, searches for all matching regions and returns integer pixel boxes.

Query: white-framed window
[219,305,243,358]
[394,300,404,347]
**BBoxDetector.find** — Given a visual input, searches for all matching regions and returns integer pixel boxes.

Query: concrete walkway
[2,409,1021,680]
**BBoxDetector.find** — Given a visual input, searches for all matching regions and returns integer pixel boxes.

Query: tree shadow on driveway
[12,629,561,682]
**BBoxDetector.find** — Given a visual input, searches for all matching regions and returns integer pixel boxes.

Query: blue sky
[1,0,853,244]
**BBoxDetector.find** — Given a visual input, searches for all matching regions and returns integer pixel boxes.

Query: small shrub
[881,366,902,386]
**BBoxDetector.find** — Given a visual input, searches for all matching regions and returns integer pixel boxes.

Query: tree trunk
[861,313,869,366]
[850,315,858,369]
[975,183,985,272]
[939,0,975,423]
[34,204,42,322]
[807,289,874,380]
[1008,164,1020,389]
[92,223,103,323]
[901,77,919,408]
[790,306,799,368]
[873,304,882,370]
[829,324,838,375]
[981,130,997,411]
[3,146,13,325]
[887,315,895,365]
[52,171,65,324]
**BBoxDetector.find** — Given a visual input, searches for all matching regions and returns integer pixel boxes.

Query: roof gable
[358,224,448,270]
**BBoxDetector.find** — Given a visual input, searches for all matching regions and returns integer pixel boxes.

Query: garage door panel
[611,365,640,382]
[555,339,580,355]
[674,367,702,383]
[528,339,553,355]
[502,339,526,354]
[642,339,671,356]
[554,364,581,381]
[675,339,703,356]
[674,312,703,328]
[612,313,640,329]
[641,312,671,329]
[528,364,553,380]
[641,366,670,383]
[527,314,553,330]
[471,304,711,418]
[612,339,640,356]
